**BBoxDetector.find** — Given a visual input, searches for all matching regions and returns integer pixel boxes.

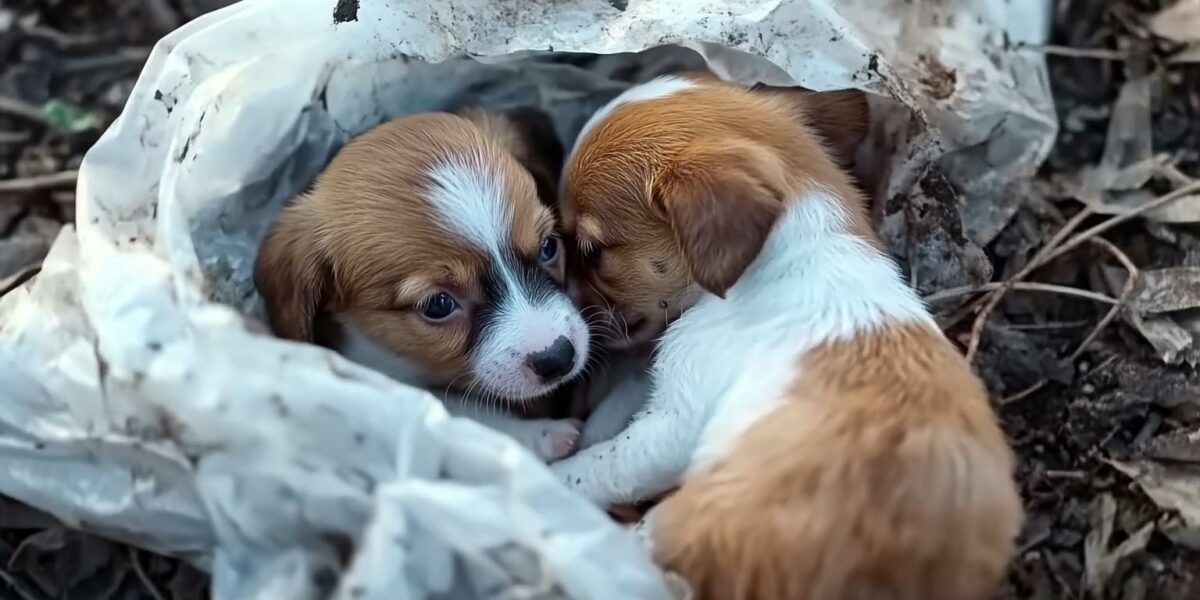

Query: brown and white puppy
[255,107,589,461]
[550,75,1023,599]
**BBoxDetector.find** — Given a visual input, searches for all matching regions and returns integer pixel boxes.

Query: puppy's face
[562,76,869,349]
[256,110,589,401]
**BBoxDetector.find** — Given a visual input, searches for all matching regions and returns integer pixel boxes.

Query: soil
[2,0,1199,598]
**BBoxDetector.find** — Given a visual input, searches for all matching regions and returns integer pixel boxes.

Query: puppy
[551,75,1023,599]
[255,107,589,462]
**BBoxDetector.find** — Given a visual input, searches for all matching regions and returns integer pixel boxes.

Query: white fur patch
[551,188,940,505]
[423,157,590,401]
[570,75,699,156]
[426,157,512,254]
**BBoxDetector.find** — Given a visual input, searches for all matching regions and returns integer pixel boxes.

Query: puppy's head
[256,109,589,402]
[562,76,869,348]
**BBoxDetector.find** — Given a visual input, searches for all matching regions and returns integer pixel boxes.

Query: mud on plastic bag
[0,0,1053,597]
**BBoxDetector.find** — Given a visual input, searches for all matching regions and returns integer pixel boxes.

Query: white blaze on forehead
[570,75,699,157]
[426,156,513,254]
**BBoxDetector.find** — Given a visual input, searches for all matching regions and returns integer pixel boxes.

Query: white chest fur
[553,189,935,504]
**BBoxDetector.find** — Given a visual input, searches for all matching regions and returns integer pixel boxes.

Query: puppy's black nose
[526,336,576,382]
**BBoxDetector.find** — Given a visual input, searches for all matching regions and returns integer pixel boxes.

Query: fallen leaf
[1110,459,1200,527]
[1133,267,1200,313]
[1084,493,1155,598]
[1071,73,1200,221]
[1103,266,1200,365]
[1146,427,1200,462]
[1150,0,1200,43]
[1082,185,1200,223]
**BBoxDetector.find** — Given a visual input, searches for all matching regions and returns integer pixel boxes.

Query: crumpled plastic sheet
[0,0,1054,597]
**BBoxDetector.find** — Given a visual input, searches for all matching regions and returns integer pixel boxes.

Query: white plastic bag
[0,0,1054,597]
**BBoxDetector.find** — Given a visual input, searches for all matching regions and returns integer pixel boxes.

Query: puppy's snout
[525,336,576,382]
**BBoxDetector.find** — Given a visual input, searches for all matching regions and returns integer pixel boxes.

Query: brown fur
[562,76,876,343]
[562,77,1021,599]
[653,325,1020,600]
[255,110,562,389]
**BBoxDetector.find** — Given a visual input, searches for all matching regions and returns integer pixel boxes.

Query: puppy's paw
[519,419,582,462]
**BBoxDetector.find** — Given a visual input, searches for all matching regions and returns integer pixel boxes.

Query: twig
[1067,238,1138,362]
[0,565,46,600]
[964,208,1095,362]
[0,171,79,194]
[1157,161,1198,187]
[926,282,1118,306]
[962,180,1200,361]
[0,131,32,144]
[1000,380,1048,405]
[1008,320,1092,331]
[129,548,166,600]
[1045,469,1089,480]
[1017,43,1128,61]
[1049,180,1200,261]
[0,97,46,125]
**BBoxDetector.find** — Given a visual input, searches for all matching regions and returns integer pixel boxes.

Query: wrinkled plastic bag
[0,0,1054,597]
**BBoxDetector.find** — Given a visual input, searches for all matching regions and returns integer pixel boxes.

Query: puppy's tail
[650,393,1022,600]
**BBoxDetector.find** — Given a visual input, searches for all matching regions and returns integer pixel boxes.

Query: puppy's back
[651,325,1021,600]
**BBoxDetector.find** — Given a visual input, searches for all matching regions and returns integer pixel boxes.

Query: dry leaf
[1133,267,1200,313]
[1084,186,1200,223]
[1150,0,1200,42]
[1073,73,1200,221]
[1151,0,1200,63]
[1102,267,1200,365]
[1147,427,1200,462]
[1084,493,1155,598]
[1110,460,1200,527]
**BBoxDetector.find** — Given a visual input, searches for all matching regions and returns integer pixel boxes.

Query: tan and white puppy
[255,107,589,461]
[552,75,1023,599]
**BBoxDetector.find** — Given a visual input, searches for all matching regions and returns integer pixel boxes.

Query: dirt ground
[2,0,1200,598]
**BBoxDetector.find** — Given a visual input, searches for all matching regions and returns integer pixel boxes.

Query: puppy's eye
[420,292,459,321]
[539,237,560,263]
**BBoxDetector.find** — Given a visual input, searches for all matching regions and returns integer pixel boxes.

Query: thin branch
[129,548,166,600]
[1017,43,1128,61]
[0,97,46,124]
[0,171,79,194]
[1049,180,1200,262]
[1067,238,1138,362]
[1000,379,1048,405]
[926,281,1118,306]
[964,208,1095,362]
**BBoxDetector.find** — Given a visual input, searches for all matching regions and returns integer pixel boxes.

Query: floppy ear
[497,106,565,207]
[453,106,565,208]
[750,84,870,169]
[254,200,331,341]
[654,141,786,298]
